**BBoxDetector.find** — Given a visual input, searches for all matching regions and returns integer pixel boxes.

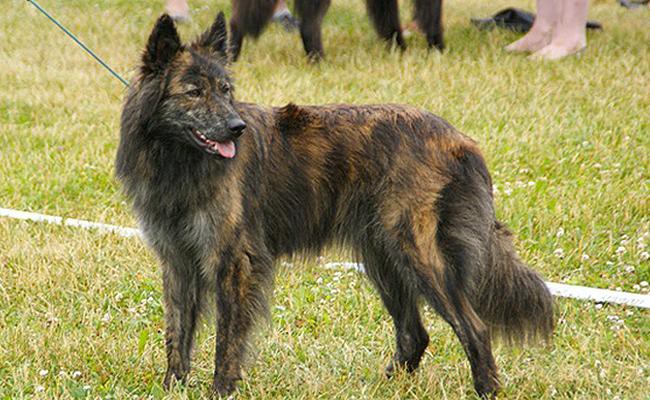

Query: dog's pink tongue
[215,140,236,158]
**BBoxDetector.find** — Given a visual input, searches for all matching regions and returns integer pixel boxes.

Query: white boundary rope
[0,207,140,238]
[2,207,648,309]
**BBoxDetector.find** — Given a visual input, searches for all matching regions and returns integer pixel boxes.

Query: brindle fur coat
[116,13,554,398]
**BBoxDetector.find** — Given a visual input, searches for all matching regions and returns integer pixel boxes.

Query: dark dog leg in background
[230,0,276,61]
[161,253,203,389]
[414,0,445,50]
[295,0,331,60]
[366,0,406,50]
[363,245,429,376]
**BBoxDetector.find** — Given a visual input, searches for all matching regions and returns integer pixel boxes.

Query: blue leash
[25,0,130,87]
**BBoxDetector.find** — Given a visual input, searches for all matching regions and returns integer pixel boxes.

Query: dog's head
[130,12,245,159]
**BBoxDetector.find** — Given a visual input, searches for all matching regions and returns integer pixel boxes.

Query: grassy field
[1,0,648,398]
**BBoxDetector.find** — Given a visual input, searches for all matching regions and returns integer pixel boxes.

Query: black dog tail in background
[471,8,603,33]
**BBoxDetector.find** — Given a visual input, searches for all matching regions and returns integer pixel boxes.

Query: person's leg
[166,0,189,21]
[505,0,559,53]
[532,0,588,60]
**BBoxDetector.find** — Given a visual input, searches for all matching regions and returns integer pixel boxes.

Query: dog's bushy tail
[474,222,554,344]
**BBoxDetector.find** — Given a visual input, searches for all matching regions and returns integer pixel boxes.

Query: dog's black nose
[227,118,246,136]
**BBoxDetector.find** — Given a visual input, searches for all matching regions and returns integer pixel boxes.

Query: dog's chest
[137,206,219,258]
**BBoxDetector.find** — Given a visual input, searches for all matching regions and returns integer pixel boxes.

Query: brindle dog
[116,13,554,398]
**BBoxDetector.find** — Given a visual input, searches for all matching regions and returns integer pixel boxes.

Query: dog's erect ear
[142,14,181,74]
[195,12,229,61]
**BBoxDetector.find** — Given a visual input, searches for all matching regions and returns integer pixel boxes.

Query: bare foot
[166,0,189,22]
[505,29,553,53]
[530,39,586,60]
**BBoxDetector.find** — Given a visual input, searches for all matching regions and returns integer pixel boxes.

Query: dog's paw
[212,376,239,398]
[163,368,187,390]
[384,353,422,378]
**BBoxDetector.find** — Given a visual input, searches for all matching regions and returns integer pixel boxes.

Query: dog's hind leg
[366,0,406,50]
[295,0,331,60]
[161,254,203,389]
[363,244,429,376]
[212,247,273,396]
[230,0,276,61]
[381,206,499,396]
[414,0,444,50]
[415,266,499,398]
[385,237,500,397]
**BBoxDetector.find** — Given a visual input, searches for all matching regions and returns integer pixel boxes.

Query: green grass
[1,0,648,398]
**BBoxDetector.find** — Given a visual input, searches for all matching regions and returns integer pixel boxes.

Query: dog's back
[237,103,481,255]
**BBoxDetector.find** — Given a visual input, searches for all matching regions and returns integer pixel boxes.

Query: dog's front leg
[160,253,202,389]
[212,249,271,396]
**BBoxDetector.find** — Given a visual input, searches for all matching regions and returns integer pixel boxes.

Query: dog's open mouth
[191,129,236,158]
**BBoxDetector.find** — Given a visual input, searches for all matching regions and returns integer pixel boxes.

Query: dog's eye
[186,88,203,97]
[221,83,231,94]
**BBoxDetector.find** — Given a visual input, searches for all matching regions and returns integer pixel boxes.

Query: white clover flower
[581,254,590,261]
[624,265,635,273]
[527,181,536,187]
[640,251,649,261]
[35,385,45,393]
[39,369,48,377]
[640,281,648,287]
[504,188,513,196]
[553,248,565,258]
[102,313,111,323]
[633,284,641,291]
[616,246,626,255]
[556,228,565,238]
[72,371,82,379]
